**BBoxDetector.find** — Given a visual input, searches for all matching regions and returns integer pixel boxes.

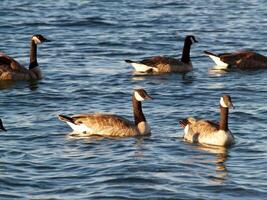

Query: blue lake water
[0,0,267,199]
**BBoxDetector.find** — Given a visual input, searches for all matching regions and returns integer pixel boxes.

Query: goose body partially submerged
[204,50,267,70]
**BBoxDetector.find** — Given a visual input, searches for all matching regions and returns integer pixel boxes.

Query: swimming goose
[0,34,50,81]
[204,50,267,70]
[179,95,235,147]
[58,89,152,137]
[125,35,198,73]
[0,119,7,131]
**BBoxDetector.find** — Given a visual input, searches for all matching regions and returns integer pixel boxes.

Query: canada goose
[0,34,50,81]
[204,50,267,70]
[125,35,198,73]
[179,95,235,147]
[0,119,7,131]
[58,89,152,137]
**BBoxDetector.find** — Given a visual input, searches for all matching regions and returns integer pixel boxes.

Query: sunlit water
[0,0,267,199]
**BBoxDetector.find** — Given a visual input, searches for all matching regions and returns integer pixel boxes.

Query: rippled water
[0,0,267,199]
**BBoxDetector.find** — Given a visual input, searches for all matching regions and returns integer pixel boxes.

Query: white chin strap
[134,91,145,101]
[220,97,228,108]
[32,36,41,44]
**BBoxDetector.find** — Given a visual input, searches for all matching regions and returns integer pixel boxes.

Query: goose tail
[125,59,135,63]
[203,50,229,68]
[203,50,218,57]
[179,119,189,128]
[58,114,75,124]
[125,59,153,73]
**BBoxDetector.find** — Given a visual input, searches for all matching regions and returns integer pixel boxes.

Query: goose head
[220,95,234,108]
[32,34,50,44]
[0,119,6,131]
[185,35,198,45]
[134,89,152,101]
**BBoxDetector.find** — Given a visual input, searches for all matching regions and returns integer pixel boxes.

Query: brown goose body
[0,54,42,80]
[58,114,140,137]
[0,34,49,81]
[125,35,197,73]
[58,89,152,137]
[179,95,235,147]
[204,50,267,70]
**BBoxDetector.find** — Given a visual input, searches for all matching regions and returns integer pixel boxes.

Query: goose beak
[44,38,52,42]
[145,93,153,100]
[0,119,7,131]
[229,102,234,109]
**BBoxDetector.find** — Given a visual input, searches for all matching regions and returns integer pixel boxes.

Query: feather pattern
[64,114,139,137]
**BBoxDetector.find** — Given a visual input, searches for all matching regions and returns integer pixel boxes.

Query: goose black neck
[132,96,146,125]
[29,40,38,69]
[181,39,192,63]
[219,106,229,131]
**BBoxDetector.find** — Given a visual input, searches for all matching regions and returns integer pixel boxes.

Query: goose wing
[187,118,219,134]
[0,52,27,72]
[140,56,181,68]
[70,113,138,137]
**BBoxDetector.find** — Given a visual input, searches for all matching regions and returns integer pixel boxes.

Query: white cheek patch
[220,97,228,107]
[32,36,41,44]
[134,91,145,101]
[190,37,195,44]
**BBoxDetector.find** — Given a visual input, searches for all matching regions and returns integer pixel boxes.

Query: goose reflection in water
[0,80,39,91]
[196,144,229,184]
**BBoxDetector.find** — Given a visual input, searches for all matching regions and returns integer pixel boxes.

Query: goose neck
[29,40,38,69]
[132,96,146,126]
[219,106,229,131]
[181,39,192,63]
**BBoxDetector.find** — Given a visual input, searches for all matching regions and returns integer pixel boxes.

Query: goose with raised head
[58,89,152,137]
[0,119,7,131]
[0,34,50,81]
[125,35,198,73]
[179,95,235,147]
[204,50,267,70]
